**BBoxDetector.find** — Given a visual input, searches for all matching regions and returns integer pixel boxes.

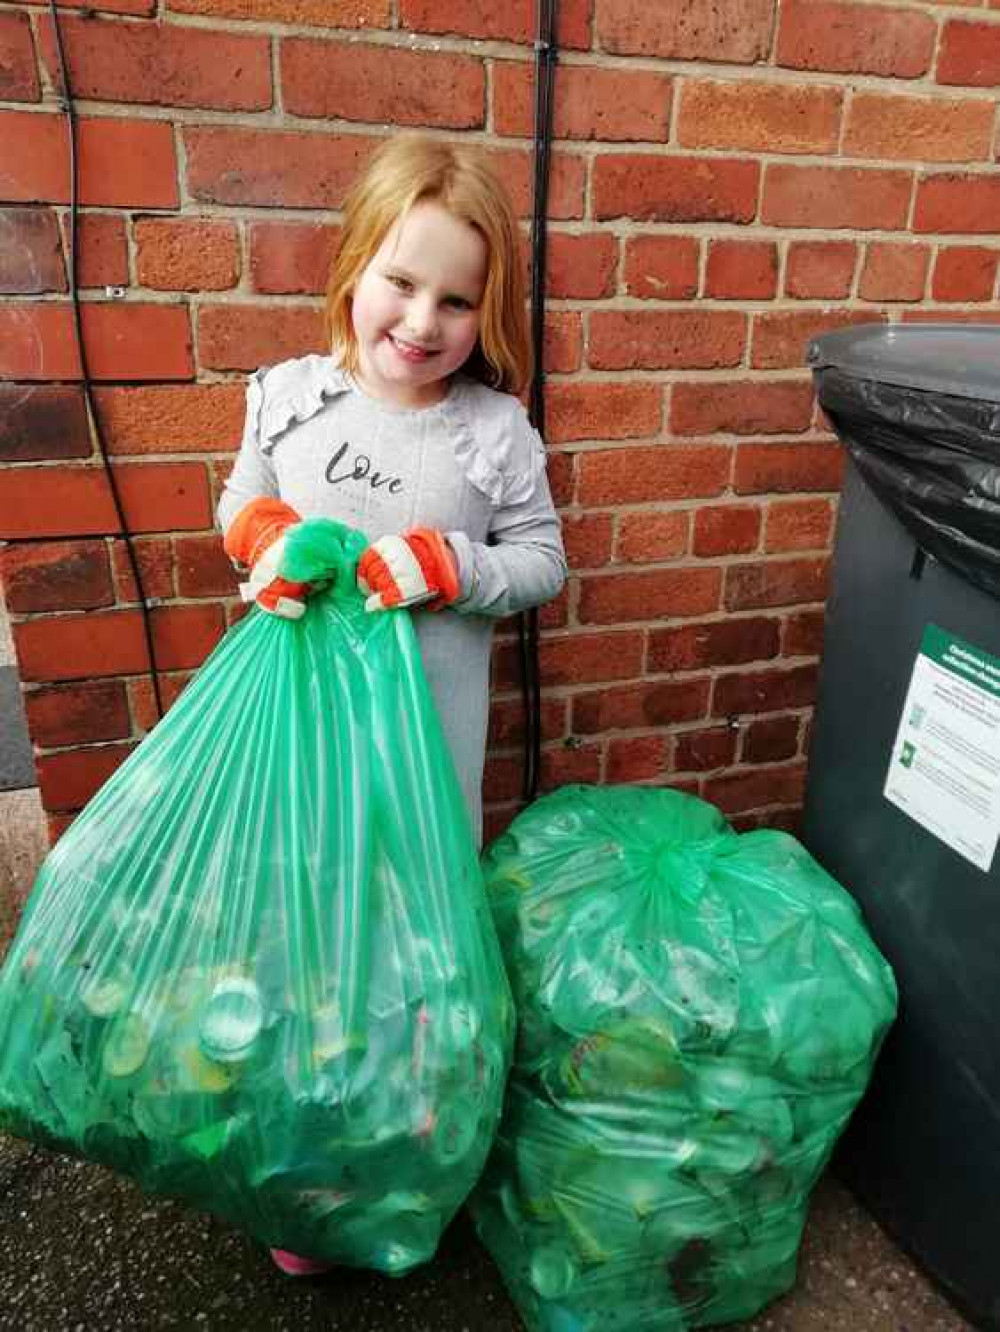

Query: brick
[487,696,566,749]
[93,384,245,457]
[249,221,338,297]
[623,236,699,300]
[149,604,226,670]
[24,680,131,748]
[167,0,389,25]
[671,380,814,437]
[674,725,738,774]
[693,505,761,557]
[493,61,670,142]
[938,19,1000,86]
[562,515,614,572]
[185,127,376,210]
[679,79,842,155]
[712,664,818,716]
[594,154,759,224]
[37,744,137,812]
[175,534,242,598]
[899,309,1000,326]
[547,233,618,299]
[590,311,745,371]
[135,219,240,292]
[128,673,191,732]
[21,0,154,14]
[616,511,689,564]
[763,165,912,231]
[37,15,271,112]
[545,382,661,444]
[198,304,324,373]
[785,241,857,299]
[752,310,885,371]
[0,12,40,100]
[765,498,834,552]
[578,567,721,624]
[735,440,844,494]
[859,242,931,303]
[845,91,994,162]
[544,312,583,374]
[540,743,603,793]
[0,208,64,293]
[785,608,826,657]
[14,609,149,681]
[932,246,999,301]
[777,0,934,77]
[724,557,830,610]
[742,715,801,765]
[596,0,773,63]
[486,147,587,221]
[572,678,710,734]
[492,631,644,689]
[704,240,778,301]
[111,536,175,602]
[62,214,129,289]
[649,617,780,672]
[400,0,591,47]
[0,463,211,539]
[578,444,731,506]
[607,735,670,783]
[704,763,807,816]
[0,113,178,208]
[546,451,574,508]
[0,303,192,381]
[914,175,1000,234]
[1,540,113,612]
[283,40,483,129]
[0,384,91,461]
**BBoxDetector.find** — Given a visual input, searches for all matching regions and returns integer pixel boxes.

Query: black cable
[519,0,558,806]
[47,0,164,720]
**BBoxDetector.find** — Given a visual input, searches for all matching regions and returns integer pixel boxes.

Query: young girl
[217,134,567,1273]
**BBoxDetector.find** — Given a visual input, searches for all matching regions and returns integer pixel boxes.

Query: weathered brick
[735,440,845,495]
[777,0,934,77]
[198,304,324,372]
[616,511,690,564]
[679,79,842,155]
[547,233,619,299]
[487,695,566,749]
[540,743,603,793]
[578,567,721,624]
[544,382,661,444]
[704,240,778,300]
[844,91,994,162]
[932,246,999,302]
[594,154,759,223]
[0,208,64,293]
[785,241,857,299]
[763,165,912,231]
[37,14,271,111]
[751,310,885,370]
[0,113,177,208]
[94,384,246,455]
[607,736,669,783]
[765,498,835,552]
[596,0,773,63]
[62,213,129,289]
[859,242,931,303]
[128,673,191,732]
[0,463,211,539]
[937,19,1000,87]
[175,534,242,598]
[672,724,735,775]
[400,0,591,47]
[1,540,113,612]
[24,680,131,748]
[693,505,762,557]
[590,311,746,371]
[785,608,826,657]
[493,631,644,689]
[544,312,583,374]
[493,61,670,142]
[135,218,240,292]
[713,665,818,717]
[282,40,483,129]
[21,0,154,13]
[185,127,375,209]
[623,236,699,300]
[724,557,830,610]
[571,678,711,734]
[0,384,91,462]
[486,147,586,221]
[14,609,150,681]
[110,536,175,602]
[37,744,137,812]
[914,175,1000,234]
[704,763,807,816]
[0,12,40,100]
[0,303,192,381]
[671,380,814,436]
[249,221,338,296]
[742,715,801,764]
[578,444,731,506]
[149,604,226,670]
[648,617,781,672]
[167,0,389,26]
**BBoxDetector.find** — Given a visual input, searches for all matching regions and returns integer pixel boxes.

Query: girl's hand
[224,498,312,619]
[357,528,461,613]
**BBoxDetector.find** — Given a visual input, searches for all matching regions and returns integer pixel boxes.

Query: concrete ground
[0,1132,971,1332]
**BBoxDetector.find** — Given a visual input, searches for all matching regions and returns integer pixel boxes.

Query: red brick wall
[2,0,999,845]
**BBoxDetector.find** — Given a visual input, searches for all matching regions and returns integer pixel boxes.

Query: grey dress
[217,355,568,844]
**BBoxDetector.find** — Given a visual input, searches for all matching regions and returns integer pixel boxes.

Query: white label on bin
[883,624,1000,872]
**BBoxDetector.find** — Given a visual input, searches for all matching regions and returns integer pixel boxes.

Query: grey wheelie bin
[803,324,1000,1332]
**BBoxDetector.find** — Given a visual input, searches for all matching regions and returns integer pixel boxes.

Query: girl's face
[350,200,488,409]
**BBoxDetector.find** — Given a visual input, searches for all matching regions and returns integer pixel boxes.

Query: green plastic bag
[0,519,513,1274]
[470,785,897,1331]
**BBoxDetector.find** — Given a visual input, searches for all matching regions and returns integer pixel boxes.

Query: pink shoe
[269,1248,333,1277]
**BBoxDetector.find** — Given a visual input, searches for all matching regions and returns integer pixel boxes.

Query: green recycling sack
[471,785,897,1331]
[0,519,513,1274]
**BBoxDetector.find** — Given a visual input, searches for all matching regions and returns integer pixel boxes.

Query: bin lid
[806,324,1000,404]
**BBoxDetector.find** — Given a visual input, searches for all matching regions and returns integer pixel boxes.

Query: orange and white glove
[357,528,461,613]
[223,498,310,620]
